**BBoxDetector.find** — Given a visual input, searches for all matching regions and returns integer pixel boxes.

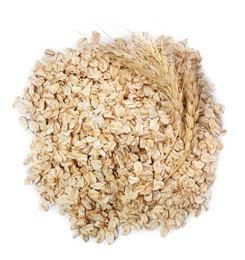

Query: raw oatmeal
[14,32,224,244]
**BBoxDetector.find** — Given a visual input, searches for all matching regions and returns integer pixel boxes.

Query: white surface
[0,0,244,259]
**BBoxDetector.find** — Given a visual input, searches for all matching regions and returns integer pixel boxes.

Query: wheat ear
[164,71,199,181]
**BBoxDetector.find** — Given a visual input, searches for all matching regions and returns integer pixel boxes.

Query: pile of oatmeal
[14,32,224,244]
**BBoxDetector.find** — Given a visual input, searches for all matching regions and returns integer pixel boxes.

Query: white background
[0,0,244,259]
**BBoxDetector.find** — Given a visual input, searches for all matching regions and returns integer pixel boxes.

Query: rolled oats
[14,32,224,244]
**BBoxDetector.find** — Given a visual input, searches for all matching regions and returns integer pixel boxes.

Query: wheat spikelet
[183,72,200,151]
[164,71,200,181]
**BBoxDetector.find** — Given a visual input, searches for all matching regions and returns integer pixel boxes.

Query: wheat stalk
[100,34,199,183]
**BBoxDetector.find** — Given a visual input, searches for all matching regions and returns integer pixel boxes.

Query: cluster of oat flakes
[14,32,224,244]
